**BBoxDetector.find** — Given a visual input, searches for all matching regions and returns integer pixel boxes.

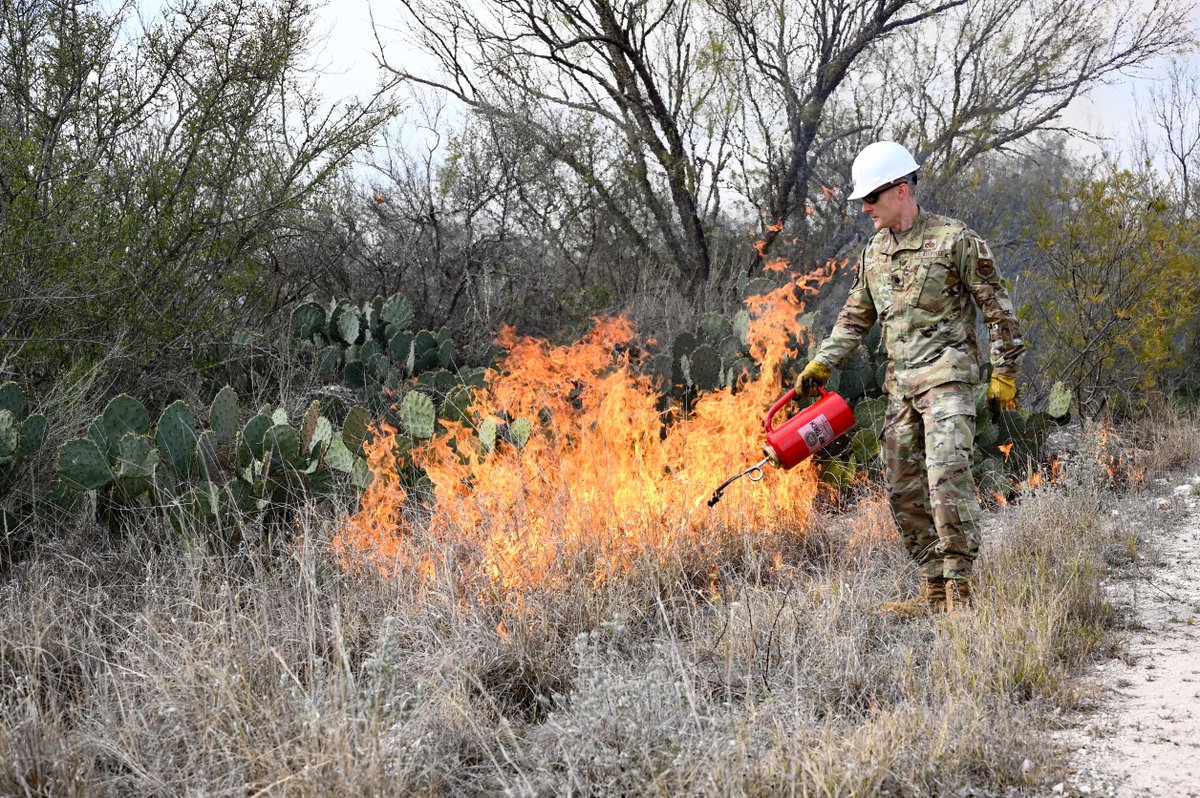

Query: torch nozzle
[707,457,771,507]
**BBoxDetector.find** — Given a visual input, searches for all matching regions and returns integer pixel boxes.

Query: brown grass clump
[0,477,1128,796]
[1129,403,1200,480]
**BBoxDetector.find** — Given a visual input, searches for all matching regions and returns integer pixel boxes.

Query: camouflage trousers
[882,382,981,580]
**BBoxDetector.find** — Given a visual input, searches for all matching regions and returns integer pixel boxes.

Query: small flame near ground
[332,261,846,594]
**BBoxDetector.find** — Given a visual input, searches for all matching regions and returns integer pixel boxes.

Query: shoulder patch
[977,258,995,278]
[973,237,993,260]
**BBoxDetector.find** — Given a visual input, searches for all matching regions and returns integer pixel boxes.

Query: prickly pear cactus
[686,345,722,392]
[400,391,437,440]
[1048,381,1072,420]
[292,303,327,341]
[507,417,532,450]
[699,313,733,346]
[331,303,362,346]
[0,411,18,461]
[18,414,46,459]
[263,424,302,469]
[324,434,356,473]
[732,310,751,348]
[113,432,158,502]
[57,438,114,491]
[206,386,238,449]
[92,394,151,457]
[380,294,414,329]
[156,401,198,477]
[478,419,497,454]
[241,414,271,460]
[342,406,372,457]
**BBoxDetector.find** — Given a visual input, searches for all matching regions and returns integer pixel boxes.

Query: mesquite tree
[0,0,391,390]
[377,0,1194,297]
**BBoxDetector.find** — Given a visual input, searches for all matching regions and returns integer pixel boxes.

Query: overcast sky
[307,0,1200,167]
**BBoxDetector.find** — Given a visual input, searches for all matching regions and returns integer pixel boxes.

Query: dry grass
[1129,403,1200,481]
[0,474,1133,796]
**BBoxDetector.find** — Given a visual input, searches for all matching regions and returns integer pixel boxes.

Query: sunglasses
[862,179,908,205]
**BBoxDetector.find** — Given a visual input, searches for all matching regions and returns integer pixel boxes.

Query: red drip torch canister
[763,387,855,469]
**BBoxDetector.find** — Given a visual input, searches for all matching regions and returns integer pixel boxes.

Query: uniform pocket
[929,388,976,421]
[914,260,953,312]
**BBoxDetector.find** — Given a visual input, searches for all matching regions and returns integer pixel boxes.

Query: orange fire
[333,261,846,594]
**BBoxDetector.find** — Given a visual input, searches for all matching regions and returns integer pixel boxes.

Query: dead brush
[1128,403,1200,480]
[1,472,1131,796]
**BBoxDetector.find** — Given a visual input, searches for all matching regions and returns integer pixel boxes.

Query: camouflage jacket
[814,208,1025,398]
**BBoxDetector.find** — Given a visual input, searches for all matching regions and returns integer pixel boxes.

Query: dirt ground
[1055,471,1200,797]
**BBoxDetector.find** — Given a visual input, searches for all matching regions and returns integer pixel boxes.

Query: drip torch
[707,387,856,506]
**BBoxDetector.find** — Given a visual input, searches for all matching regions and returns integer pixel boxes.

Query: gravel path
[1058,473,1200,797]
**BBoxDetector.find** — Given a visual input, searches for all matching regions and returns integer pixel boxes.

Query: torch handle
[764,386,828,434]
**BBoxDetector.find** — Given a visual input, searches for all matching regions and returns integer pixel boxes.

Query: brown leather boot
[945,579,973,612]
[880,577,947,619]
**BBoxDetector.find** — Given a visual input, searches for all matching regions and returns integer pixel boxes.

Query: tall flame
[333,260,846,594]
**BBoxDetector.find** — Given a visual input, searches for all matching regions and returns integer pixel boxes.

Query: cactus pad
[156,400,198,477]
[851,428,880,464]
[300,400,321,452]
[507,417,532,450]
[741,277,775,299]
[400,391,437,440]
[413,331,440,373]
[102,394,152,445]
[853,397,887,437]
[116,432,158,479]
[1048,381,1072,419]
[263,424,303,469]
[0,382,24,417]
[317,346,343,381]
[0,411,16,459]
[330,303,360,345]
[686,345,722,391]
[241,414,271,460]
[344,360,366,389]
[58,438,114,491]
[380,294,414,329]
[209,385,239,448]
[324,434,355,473]
[342,406,372,457]
[291,302,327,341]
[479,420,497,454]
[388,330,414,364]
[196,430,220,481]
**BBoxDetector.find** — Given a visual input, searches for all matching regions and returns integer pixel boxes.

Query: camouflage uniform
[814,209,1024,580]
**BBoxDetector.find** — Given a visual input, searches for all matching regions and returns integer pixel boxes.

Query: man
[795,141,1024,615]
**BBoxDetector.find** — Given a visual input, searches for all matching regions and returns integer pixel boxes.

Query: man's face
[860,180,907,231]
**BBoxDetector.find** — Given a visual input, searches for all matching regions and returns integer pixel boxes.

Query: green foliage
[1024,168,1200,417]
[0,0,389,391]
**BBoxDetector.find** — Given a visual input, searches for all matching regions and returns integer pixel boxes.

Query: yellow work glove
[794,360,831,397]
[987,373,1017,411]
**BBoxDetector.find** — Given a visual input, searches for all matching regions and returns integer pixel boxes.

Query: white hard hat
[848,141,920,201]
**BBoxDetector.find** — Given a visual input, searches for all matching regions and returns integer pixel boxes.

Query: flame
[997,443,1014,461]
[333,261,850,595]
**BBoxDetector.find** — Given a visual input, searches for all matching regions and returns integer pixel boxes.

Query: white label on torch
[799,413,834,453]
